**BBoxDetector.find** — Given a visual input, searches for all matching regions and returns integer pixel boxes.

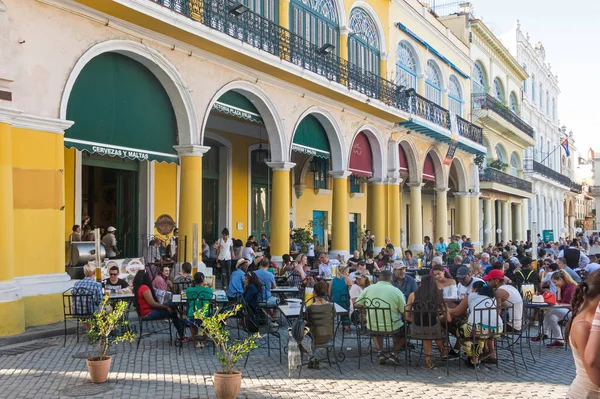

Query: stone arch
[397,139,420,184]
[291,106,347,172]
[423,146,447,189]
[202,80,286,163]
[348,1,386,55]
[59,39,198,147]
[349,124,386,180]
[448,156,468,192]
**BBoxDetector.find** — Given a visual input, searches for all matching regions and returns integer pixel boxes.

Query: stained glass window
[396,42,417,89]
[493,78,504,102]
[448,75,462,117]
[348,8,380,75]
[425,60,442,105]
[291,0,339,52]
[473,62,486,95]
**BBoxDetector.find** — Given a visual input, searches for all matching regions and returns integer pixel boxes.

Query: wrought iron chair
[242,295,282,366]
[404,300,450,375]
[177,290,216,354]
[173,279,193,295]
[62,287,97,346]
[134,297,173,349]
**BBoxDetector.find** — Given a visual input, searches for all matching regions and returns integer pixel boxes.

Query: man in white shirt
[317,253,339,277]
[216,228,234,286]
[456,266,483,299]
[102,226,119,258]
[585,255,600,274]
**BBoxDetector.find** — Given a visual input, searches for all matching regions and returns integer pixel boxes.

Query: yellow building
[0,0,486,336]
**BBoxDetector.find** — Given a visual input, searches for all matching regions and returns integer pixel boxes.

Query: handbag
[542,291,557,305]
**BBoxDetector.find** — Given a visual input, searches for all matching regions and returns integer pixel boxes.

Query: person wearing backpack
[512,257,540,292]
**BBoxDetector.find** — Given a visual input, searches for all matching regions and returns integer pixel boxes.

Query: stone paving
[0,318,575,399]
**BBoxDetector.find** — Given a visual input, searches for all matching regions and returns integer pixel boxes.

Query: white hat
[107,226,117,232]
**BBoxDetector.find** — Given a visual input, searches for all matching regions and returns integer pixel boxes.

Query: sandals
[424,356,436,369]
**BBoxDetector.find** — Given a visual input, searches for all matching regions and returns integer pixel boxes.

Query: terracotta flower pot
[86,356,112,384]
[213,371,242,399]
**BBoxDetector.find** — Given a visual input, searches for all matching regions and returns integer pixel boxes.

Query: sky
[471,0,600,153]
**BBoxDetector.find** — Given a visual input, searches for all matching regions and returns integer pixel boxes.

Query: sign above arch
[292,115,331,159]
[349,132,373,177]
[212,91,263,124]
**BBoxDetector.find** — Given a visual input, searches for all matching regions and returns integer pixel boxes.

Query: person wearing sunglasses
[103,265,129,291]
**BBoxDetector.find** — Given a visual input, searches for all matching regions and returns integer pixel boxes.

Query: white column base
[409,243,424,252]
[196,261,213,277]
[0,280,20,302]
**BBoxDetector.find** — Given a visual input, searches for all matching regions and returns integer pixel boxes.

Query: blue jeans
[144,308,184,336]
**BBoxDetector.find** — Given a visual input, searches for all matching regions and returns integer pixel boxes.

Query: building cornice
[0,106,73,134]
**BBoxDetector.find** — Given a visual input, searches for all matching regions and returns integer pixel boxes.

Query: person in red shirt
[133,271,183,338]
[542,270,577,348]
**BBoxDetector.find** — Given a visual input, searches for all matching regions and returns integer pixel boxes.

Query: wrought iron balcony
[571,181,583,193]
[524,159,572,187]
[148,0,482,143]
[479,167,532,193]
[456,115,483,144]
[472,93,535,138]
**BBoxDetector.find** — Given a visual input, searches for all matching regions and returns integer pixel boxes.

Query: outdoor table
[278,302,348,326]
[524,302,571,357]
[172,289,229,304]
[271,286,300,301]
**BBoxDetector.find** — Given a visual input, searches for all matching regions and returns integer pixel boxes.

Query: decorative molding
[407,182,424,188]
[314,188,332,196]
[173,144,210,157]
[350,192,365,199]
[294,183,306,199]
[0,106,73,133]
[266,161,295,171]
[329,170,352,179]
[15,273,74,297]
[0,280,20,303]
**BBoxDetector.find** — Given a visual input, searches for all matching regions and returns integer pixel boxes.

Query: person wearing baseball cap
[456,266,483,299]
[227,258,250,300]
[392,261,417,301]
[349,260,369,282]
[102,226,119,257]
[485,269,523,332]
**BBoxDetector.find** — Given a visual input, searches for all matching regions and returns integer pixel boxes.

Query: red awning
[399,145,409,174]
[423,154,435,181]
[349,132,373,177]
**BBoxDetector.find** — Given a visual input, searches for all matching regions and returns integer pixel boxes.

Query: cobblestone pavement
[0,321,575,399]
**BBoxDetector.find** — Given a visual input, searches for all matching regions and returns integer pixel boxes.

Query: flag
[561,138,570,157]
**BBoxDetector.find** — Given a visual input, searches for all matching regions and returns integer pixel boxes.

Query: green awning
[212,91,263,124]
[292,115,330,159]
[65,53,179,164]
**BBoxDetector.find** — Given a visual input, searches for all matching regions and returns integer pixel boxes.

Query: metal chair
[173,279,193,295]
[62,287,97,346]
[330,286,350,351]
[404,300,450,375]
[134,300,173,349]
[242,297,281,366]
[178,290,216,354]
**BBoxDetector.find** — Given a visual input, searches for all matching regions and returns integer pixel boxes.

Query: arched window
[510,152,519,176]
[495,144,506,164]
[523,63,527,93]
[425,60,442,105]
[291,0,339,52]
[546,90,550,115]
[473,62,486,95]
[531,74,536,102]
[493,78,505,102]
[509,92,518,114]
[448,75,463,117]
[242,0,278,21]
[396,42,417,89]
[348,8,380,75]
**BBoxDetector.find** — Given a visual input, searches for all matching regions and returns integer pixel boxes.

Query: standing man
[559,239,590,271]
[102,226,119,258]
[70,225,82,242]
[168,228,178,261]
[446,236,461,263]
[216,228,234,287]
[436,237,447,261]
[362,229,375,255]
[423,236,434,266]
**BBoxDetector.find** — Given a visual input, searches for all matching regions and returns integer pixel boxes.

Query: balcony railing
[524,159,572,187]
[571,181,583,193]
[479,167,532,193]
[456,115,483,144]
[472,93,535,138]
[149,0,483,142]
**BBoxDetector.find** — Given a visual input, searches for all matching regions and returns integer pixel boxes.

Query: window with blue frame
[348,8,380,76]
[311,157,329,189]
[425,60,442,105]
[448,75,463,117]
[472,61,486,95]
[242,0,278,22]
[349,174,363,193]
[396,41,417,89]
[291,0,339,53]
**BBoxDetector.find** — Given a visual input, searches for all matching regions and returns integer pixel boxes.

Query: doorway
[349,213,359,253]
[82,154,139,257]
[312,210,326,247]
[250,148,271,239]
[203,144,220,243]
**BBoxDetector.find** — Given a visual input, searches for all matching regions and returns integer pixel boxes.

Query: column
[339,30,349,62]
[441,89,449,109]
[176,145,210,268]
[408,183,424,252]
[330,171,350,258]
[380,54,388,80]
[417,74,426,96]
[368,180,386,252]
[0,119,22,335]
[279,0,290,29]
[483,198,493,247]
[388,179,402,250]
[455,192,471,239]
[470,193,481,250]
[501,201,510,243]
[434,188,448,242]
[514,202,523,242]
[267,162,295,258]
[522,199,530,242]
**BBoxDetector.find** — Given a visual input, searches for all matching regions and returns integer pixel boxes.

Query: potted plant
[86,297,135,384]
[195,304,261,399]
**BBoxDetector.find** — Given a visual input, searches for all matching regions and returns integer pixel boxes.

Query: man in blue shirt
[391,263,417,301]
[435,237,447,260]
[73,264,103,314]
[255,259,278,306]
[480,252,492,275]
[227,258,249,300]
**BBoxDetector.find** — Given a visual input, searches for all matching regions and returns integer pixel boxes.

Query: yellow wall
[23,293,63,327]
[12,128,65,277]
[64,148,76,241]
[0,299,24,336]
[153,161,178,240]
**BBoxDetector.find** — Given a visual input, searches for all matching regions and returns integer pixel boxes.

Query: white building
[501,22,570,241]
